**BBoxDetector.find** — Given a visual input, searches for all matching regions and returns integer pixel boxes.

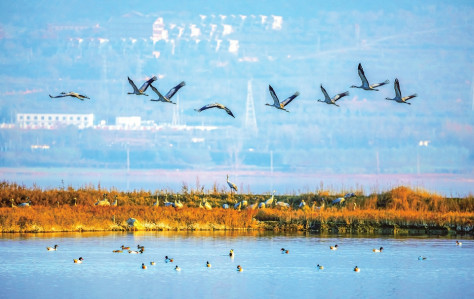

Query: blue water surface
[0,232,472,299]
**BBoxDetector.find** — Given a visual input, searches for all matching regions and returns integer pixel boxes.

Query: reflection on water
[0,232,473,298]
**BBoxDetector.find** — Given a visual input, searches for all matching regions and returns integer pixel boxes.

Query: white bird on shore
[266,85,299,112]
[152,196,159,207]
[247,201,258,210]
[317,85,349,107]
[351,63,389,91]
[275,201,290,208]
[226,175,238,193]
[264,191,275,206]
[127,76,157,96]
[385,78,417,105]
[111,195,118,206]
[299,200,306,209]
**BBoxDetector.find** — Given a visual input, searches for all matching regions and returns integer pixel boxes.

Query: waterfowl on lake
[150,261,156,266]
[206,261,211,268]
[46,245,58,251]
[281,248,285,253]
[49,92,90,100]
[330,245,338,250]
[385,78,417,105]
[229,249,234,257]
[113,250,123,253]
[150,81,185,104]
[351,63,389,91]
[142,263,147,269]
[237,265,243,272]
[127,76,157,96]
[165,256,174,263]
[418,256,427,260]
[128,250,139,254]
[354,266,360,272]
[456,241,462,246]
[137,245,145,250]
[175,265,181,271]
[121,245,130,250]
[194,103,235,118]
[317,264,324,270]
[373,247,384,253]
[74,257,84,264]
[266,85,300,112]
[317,85,349,107]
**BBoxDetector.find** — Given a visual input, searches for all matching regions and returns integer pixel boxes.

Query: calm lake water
[0,232,473,299]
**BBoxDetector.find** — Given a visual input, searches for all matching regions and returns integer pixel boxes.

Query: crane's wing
[268,85,280,106]
[195,103,215,112]
[165,81,185,99]
[149,84,163,98]
[49,94,67,98]
[222,105,235,118]
[320,85,330,100]
[281,91,300,107]
[75,93,89,99]
[402,94,417,102]
[370,80,389,89]
[333,91,349,102]
[139,76,157,92]
[394,78,401,98]
[358,63,369,86]
[128,77,140,93]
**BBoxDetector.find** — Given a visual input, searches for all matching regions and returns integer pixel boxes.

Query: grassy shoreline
[0,182,472,235]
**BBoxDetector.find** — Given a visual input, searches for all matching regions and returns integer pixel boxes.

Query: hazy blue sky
[0,0,472,195]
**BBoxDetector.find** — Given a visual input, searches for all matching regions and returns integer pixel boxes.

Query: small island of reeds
[0,181,472,235]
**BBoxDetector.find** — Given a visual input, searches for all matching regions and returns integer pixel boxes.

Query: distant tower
[244,80,258,135]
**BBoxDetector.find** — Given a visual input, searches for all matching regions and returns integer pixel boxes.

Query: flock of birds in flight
[44,240,463,273]
[48,63,418,118]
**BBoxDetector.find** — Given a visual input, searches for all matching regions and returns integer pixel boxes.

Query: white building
[16,113,94,129]
[115,116,141,129]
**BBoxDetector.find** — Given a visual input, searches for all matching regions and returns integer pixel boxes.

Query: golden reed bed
[0,182,472,234]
